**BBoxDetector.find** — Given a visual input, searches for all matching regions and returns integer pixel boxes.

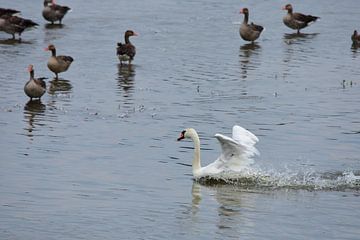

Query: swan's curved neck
[189,130,201,175]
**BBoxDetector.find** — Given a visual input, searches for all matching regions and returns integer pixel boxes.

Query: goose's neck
[29,70,34,80]
[51,48,56,57]
[243,12,249,24]
[125,35,131,44]
[190,131,201,175]
[287,8,293,14]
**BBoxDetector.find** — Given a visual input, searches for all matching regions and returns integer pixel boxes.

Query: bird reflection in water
[283,32,318,45]
[44,23,65,30]
[23,100,46,139]
[239,43,261,79]
[117,63,135,97]
[48,78,72,95]
[191,182,255,233]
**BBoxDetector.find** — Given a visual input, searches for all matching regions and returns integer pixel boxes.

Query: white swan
[177,125,259,179]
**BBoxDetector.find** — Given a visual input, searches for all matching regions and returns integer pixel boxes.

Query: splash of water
[196,168,360,191]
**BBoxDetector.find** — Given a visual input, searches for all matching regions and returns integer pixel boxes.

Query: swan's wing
[215,132,249,167]
[232,125,259,155]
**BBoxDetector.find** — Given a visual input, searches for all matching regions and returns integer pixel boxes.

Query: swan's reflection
[48,78,73,95]
[23,100,46,140]
[117,63,136,98]
[239,43,261,79]
[191,182,256,234]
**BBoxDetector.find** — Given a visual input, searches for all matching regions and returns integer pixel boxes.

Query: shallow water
[0,0,360,239]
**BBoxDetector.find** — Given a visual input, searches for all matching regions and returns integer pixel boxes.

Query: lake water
[0,0,359,239]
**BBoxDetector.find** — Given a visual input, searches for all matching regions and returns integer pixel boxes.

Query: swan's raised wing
[212,125,259,171]
[232,125,259,157]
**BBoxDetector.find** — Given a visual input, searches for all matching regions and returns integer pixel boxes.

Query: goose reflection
[23,100,46,139]
[44,23,65,29]
[0,38,32,45]
[283,32,318,45]
[239,43,261,79]
[48,78,72,95]
[117,63,135,97]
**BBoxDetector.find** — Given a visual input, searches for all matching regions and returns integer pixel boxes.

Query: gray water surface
[0,0,360,239]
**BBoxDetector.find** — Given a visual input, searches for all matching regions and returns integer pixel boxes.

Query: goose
[352,30,360,45]
[45,44,73,79]
[282,4,319,34]
[239,8,264,43]
[177,125,259,179]
[117,30,138,65]
[24,65,47,101]
[0,14,38,40]
[0,8,20,17]
[42,0,71,24]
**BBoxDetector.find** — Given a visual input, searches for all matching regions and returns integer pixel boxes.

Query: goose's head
[44,44,56,51]
[282,4,293,12]
[125,30,138,38]
[177,128,197,141]
[239,8,249,15]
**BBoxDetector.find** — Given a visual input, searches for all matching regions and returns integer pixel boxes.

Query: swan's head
[177,128,197,141]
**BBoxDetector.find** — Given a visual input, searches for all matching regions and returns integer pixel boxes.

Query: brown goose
[24,65,47,101]
[282,4,319,34]
[42,0,71,24]
[0,15,38,40]
[239,8,264,43]
[45,44,73,79]
[352,30,360,45]
[117,30,138,65]
[0,8,20,17]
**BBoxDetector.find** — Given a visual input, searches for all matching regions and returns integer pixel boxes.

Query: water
[0,0,359,239]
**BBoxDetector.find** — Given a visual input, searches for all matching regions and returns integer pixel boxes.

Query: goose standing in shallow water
[117,30,138,65]
[239,8,264,44]
[45,44,73,79]
[24,65,47,101]
[352,30,360,46]
[282,4,319,34]
[42,0,71,24]
[177,125,259,179]
[0,14,38,40]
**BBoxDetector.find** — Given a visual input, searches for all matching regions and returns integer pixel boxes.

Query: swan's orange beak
[177,131,185,141]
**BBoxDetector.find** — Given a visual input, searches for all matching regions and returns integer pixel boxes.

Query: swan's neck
[190,132,201,176]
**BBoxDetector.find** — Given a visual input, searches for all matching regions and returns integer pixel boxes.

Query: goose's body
[239,8,264,43]
[117,30,137,65]
[177,125,259,179]
[0,14,38,40]
[0,8,20,17]
[24,65,47,101]
[282,4,319,34]
[42,0,71,24]
[352,30,360,45]
[45,44,73,79]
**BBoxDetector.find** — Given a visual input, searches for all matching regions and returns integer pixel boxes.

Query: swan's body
[177,125,259,179]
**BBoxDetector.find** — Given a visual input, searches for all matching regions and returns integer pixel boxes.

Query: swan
[177,125,259,179]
